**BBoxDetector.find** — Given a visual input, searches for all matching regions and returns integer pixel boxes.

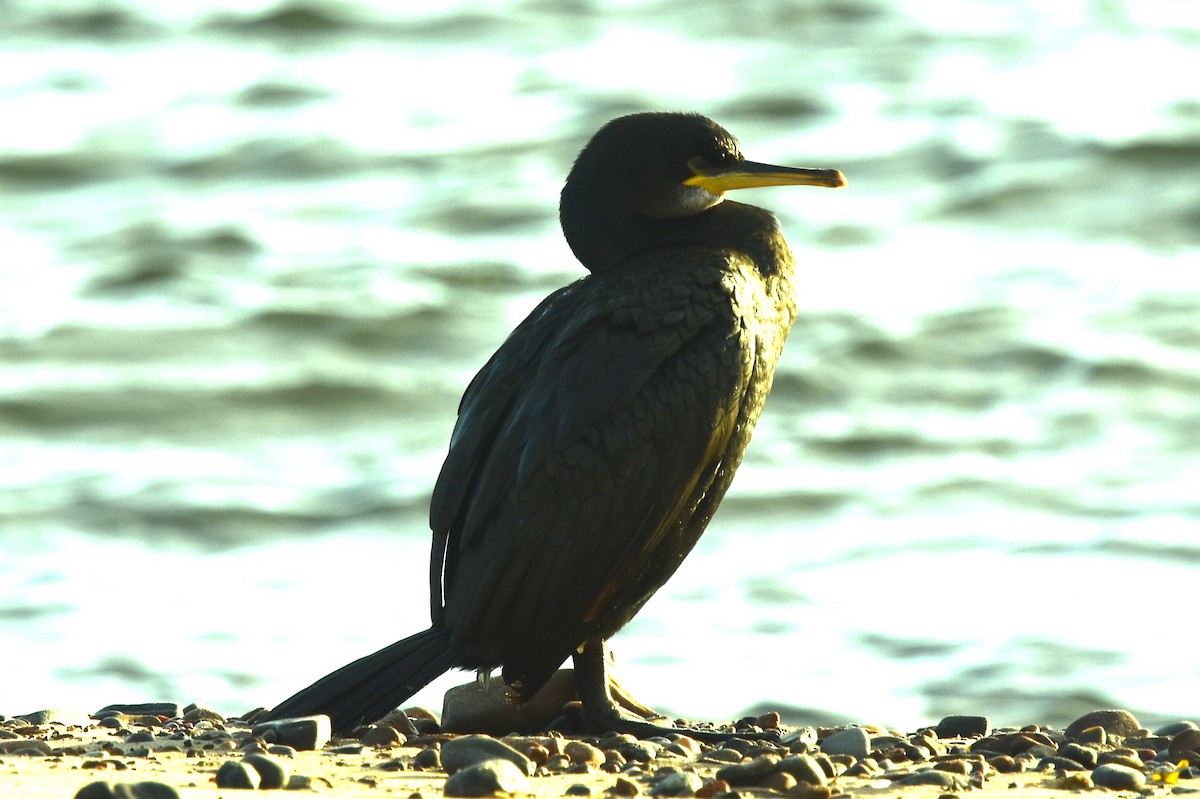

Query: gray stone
[1058,743,1097,768]
[1091,763,1146,791]
[251,714,331,751]
[1065,709,1141,740]
[215,759,261,789]
[444,759,531,797]
[181,706,224,723]
[821,727,871,759]
[616,740,660,763]
[442,734,534,775]
[380,710,422,738]
[777,754,827,786]
[0,739,52,754]
[243,753,291,789]
[16,708,92,726]
[442,671,575,735]
[1037,755,1087,772]
[95,703,182,720]
[413,747,442,770]
[1155,720,1198,737]
[649,771,703,796]
[895,769,965,788]
[124,783,181,799]
[359,723,407,747]
[1169,728,1200,757]
[699,747,742,764]
[935,715,991,739]
[716,754,780,786]
[74,783,118,799]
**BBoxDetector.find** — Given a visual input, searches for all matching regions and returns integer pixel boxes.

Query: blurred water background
[3,0,1199,730]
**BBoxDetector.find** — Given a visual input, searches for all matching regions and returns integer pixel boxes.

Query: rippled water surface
[3,0,1199,729]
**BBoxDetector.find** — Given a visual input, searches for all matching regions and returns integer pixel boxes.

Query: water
[2,0,1199,730]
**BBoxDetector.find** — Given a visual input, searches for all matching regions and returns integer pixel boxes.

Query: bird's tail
[262,626,457,734]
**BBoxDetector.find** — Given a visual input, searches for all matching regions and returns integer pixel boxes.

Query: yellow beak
[684,160,846,195]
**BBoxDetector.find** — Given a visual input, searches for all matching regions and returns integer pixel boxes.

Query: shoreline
[1,704,1194,798]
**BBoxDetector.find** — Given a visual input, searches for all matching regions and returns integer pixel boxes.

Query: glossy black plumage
[263,112,844,736]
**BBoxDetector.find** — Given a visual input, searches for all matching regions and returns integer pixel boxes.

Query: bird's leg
[572,640,780,743]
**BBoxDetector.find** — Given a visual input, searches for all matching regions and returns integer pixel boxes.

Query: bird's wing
[430,253,760,681]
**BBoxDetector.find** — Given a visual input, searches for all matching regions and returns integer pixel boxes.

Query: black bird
[263,112,845,738]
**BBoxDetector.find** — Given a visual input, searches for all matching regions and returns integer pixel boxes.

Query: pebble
[243,752,291,789]
[894,769,965,788]
[1096,750,1143,770]
[1057,742,1097,768]
[617,740,661,763]
[413,746,442,770]
[17,708,92,726]
[1156,720,1199,737]
[650,770,703,796]
[0,739,52,754]
[444,759,531,797]
[566,784,593,795]
[566,740,607,767]
[1036,755,1087,772]
[442,734,535,775]
[74,782,181,799]
[251,714,330,751]
[1090,763,1146,791]
[777,754,828,786]
[699,747,743,764]
[441,672,575,735]
[181,706,224,723]
[934,715,991,739]
[716,754,780,786]
[1064,709,1141,740]
[759,771,797,792]
[95,703,183,720]
[1169,727,1200,757]
[610,776,641,796]
[360,719,408,748]
[215,759,261,789]
[380,710,422,737]
[820,727,870,759]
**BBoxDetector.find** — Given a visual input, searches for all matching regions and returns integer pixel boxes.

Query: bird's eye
[686,156,709,175]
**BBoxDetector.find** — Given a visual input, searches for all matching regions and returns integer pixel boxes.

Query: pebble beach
[3,694,1198,799]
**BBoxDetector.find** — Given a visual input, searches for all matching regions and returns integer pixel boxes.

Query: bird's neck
[564,200,795,279]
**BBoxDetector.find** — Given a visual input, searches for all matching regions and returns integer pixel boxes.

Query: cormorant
[263,112,845,738]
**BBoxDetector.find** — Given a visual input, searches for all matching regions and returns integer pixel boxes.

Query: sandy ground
[2,707,1188,799]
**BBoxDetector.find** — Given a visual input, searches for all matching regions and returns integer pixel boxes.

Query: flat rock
[442,671,575,735]
[443,758,531,797]
[442,734,535,775]
[935,715,991,739]
[251,714,331,751]
[94,703,183,720]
